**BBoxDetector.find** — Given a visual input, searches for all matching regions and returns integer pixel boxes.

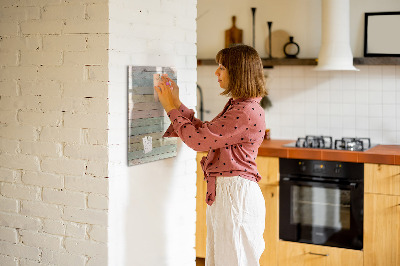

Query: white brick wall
[1,0,198,265]
[108,0,198,265]
[0,1,109,265]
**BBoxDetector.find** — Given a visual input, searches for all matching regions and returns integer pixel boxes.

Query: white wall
[0,1,109,265]
[108,0,198,265]
[198,0,400,58]
[197,0,400,145]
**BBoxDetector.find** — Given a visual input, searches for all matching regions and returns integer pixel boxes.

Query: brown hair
[215,45,267,99]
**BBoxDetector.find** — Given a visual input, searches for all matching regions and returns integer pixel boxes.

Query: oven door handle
[281,177,357,188]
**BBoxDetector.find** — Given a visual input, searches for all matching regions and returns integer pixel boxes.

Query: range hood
[314,0,359,71]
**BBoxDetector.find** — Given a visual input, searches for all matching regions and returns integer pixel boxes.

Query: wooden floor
[196,257,205,266]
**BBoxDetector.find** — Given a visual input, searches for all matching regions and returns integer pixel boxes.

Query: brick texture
[0,0,109,264]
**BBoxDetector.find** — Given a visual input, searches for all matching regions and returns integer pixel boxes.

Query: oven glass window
[291,185,350,230]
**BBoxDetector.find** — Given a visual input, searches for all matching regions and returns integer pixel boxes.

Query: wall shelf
[197,57,400,68]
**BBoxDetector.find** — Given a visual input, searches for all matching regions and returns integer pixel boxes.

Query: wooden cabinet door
[196,152,208,258]
[364,193,400,266]
[256,156,279,186]
[259,185,279,266]
[365,164,400,196]
[278,241,363,266]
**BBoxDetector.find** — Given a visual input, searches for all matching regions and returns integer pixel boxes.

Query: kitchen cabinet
[195,154,280,265]
[196,152,208,258]
[364,163,400,266]
[364,163,400,196]
[256,156,279,266]
[278,241,363,266]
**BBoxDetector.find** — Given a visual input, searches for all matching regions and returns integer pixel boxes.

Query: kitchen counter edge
[258,139,400,165]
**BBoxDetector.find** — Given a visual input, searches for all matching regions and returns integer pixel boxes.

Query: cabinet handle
[309,252,329,257]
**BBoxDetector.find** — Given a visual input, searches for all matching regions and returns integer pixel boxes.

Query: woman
[155,45,267,266]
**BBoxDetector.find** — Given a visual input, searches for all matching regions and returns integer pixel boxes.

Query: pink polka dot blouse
[163,97,266,206]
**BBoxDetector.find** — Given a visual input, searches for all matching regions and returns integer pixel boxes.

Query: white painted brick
[175,42,197,56]
[85,160,108,177]
[37,66,85,82]
[0,51,18,66]
[64,176,108,195]
[64,50,108,66]
[64,113,108,129]
[86,255,107,266]
[0,6,40,21]
[0,226,17,244]
[64,144,108,161]
[22,171,63,189]
[0,212,42,230]
[20,141,62,157]
[82,98,109,114]
[0,81,17,96]
[0,153,40,171]
[21,200,63,219]
[0,22,18,36]
[43,219,66,236]
[0,66,38,81]
[0,125,37,141]
[0,36,42,52]
[0,183,41,201]
[88,194,108,210]
[87,65,108,82]
[0,110,17,124]
[63,81,108,98]
[186,55,197,69]
[65,237,107,256]
[19,259,42,266]
[63,207,107,226]
[65,222,86,239]
[18,111,62,127]
[43,188,86,208]
[83,128,108,146]
[0,138,19,154]
[86,3,108,20]
[37,96,86,113]
[42,4,85,20]
[0,168,16,183]
[41,158,86,176]
[41,248,86,266]
[20,230,62,251]
[0,241,40,261]
[0,196,18,213]
[20,21,62,35]
[42,34,86,51]
[88,225,107,243]
[86,34,108,51]
[0,254,17,266]
[20,51,63,66]
[39,127,81,144]
[63,20,108,34]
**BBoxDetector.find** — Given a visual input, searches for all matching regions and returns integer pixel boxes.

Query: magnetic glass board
[128,66,177,166]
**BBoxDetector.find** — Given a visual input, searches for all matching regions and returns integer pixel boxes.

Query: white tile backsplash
[197,65,400,144]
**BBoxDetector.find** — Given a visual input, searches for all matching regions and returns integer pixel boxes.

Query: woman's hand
[155,80,176,113]
[162,75,181,109]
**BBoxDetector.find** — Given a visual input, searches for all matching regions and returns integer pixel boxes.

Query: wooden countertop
[258,139,400,165]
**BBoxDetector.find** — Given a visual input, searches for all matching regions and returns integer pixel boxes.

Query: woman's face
[215,64,229,89]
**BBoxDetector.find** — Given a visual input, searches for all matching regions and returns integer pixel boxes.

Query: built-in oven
[279,158,364,250]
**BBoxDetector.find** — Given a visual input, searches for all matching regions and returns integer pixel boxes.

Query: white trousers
[205,176,266,266]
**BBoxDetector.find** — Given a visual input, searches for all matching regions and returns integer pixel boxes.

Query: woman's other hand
[155,80,176,113]
[162,75,181,109]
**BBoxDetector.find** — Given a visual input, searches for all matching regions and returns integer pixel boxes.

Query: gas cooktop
[283,135,376,152]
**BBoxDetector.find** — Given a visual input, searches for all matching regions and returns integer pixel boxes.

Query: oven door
[279,177,363,250]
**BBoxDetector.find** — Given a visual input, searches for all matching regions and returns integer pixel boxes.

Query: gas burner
[334,137,371,151]
[285,136,373,151]
[295,135,333,149]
